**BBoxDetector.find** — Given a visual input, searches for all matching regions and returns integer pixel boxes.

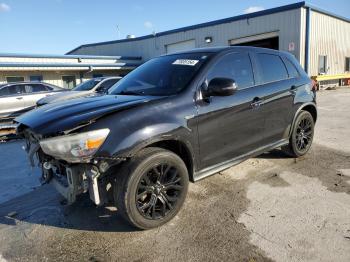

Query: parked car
[16,47,317,229]
[0,81,65,120]
[36,77,122,106]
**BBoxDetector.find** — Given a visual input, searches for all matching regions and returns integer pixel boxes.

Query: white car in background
[36,77,122,106]
[0,81,66,120]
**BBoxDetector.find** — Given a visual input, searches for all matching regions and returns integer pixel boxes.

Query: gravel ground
[0,89,349,262]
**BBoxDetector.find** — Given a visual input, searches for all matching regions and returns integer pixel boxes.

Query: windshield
[108,53,212,96]
[73,79,102,91]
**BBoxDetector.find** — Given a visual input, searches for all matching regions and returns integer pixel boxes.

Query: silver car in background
[36,77,121,106]
[0,81,65,120]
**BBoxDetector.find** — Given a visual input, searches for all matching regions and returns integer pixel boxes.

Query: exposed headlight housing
[40,129,110,162]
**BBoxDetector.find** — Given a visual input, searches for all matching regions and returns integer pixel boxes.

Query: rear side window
[208,53,254,89]
[24,84,49,93]
[284,59,299,78]
[256,54,288,83]
[32,84,49,92]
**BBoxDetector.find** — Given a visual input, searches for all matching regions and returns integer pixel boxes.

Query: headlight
[40,128,110,162]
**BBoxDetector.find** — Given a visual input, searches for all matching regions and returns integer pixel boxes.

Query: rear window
[256,54,288,83]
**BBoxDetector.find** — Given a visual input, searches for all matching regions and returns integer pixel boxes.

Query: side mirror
[204,78,237,97]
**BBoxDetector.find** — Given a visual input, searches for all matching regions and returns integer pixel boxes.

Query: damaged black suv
[16,47,316,229]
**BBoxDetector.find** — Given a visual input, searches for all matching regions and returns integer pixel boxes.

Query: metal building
[67,1,350,84]
[0,53,141,88]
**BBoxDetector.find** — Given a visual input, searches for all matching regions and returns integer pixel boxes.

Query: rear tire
[282,110,314,157]
[114,147,189,229]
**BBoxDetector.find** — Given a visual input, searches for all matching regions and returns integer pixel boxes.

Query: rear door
[0,84,26,117]
[22,83,53,108]
[251,52,296,145]
[196,52,266,169]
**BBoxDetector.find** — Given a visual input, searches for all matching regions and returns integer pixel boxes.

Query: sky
[0,0,349,55]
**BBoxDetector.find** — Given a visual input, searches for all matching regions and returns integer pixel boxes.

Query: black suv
[16,47,316,229]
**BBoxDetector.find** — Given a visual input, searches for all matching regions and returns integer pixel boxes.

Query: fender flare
[288,102,317,137]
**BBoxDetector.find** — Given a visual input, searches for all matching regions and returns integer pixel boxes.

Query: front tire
[282,110,315,157]
[114,147,189,229]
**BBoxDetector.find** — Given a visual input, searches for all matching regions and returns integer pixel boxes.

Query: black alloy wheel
[295,117,313,152]
[282,110,315,157]
[114,147,189,229]
[136,163,184,220]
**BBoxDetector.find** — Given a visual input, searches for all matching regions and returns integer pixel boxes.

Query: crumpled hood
[37,90,93,106]
[16,94,160,135]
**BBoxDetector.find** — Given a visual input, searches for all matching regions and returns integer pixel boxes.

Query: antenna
[116,25,120,39]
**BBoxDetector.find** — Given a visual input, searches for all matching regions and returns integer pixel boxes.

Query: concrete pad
[239,171,350,262]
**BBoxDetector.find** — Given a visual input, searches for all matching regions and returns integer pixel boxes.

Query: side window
[23,84,47,93]
[256,54,288,83]
[96,79,119,92]
[208,53,254,89]
[8,85,26,95]
[284,59,299,78]
[31,84,49,92]
[0,87,9,96]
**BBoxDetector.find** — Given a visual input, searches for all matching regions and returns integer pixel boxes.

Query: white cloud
[144,21,153,29]
[243,6,265,14]
[0,3,10,12]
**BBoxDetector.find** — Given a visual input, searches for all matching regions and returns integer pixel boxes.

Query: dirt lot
[0,89,349,262]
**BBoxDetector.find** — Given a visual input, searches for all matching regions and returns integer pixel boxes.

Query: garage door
[229,32,279,50]
[166,40,196,54]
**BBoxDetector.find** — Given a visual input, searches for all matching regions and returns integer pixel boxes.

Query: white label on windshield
[172,59,199,66]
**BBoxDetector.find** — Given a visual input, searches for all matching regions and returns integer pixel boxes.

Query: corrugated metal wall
[71,9,303,63]
[309,11,350,76]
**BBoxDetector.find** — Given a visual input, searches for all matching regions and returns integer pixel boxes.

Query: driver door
[196,52,265,169]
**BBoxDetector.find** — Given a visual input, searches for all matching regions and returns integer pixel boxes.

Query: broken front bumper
[48,165,102,206]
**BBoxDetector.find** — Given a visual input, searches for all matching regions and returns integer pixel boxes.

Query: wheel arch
[289,102,317,137]
[302,104,317,123]
[144,139,195,182]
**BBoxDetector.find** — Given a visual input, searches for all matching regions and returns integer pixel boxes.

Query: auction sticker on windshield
[172,59,199,66]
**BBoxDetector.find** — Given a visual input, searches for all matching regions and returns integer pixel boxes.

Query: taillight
[311,78,318,91]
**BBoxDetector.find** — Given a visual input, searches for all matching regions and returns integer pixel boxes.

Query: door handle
[16,97,23,100]
[250,97,263,109]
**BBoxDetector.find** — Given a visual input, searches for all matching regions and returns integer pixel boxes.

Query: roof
[0,62,140,68]
[0,52,142,61]
[92,76,122,80]
[0,81,62,89]
[0,62,140,71]
[167,46,285,55]
[66,1,350,55]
